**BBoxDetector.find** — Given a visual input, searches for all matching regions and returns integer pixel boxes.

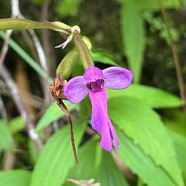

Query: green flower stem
[73,33,94,69]
[0,18,70,34]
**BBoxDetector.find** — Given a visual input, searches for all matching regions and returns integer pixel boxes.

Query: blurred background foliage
[0,0,186,186]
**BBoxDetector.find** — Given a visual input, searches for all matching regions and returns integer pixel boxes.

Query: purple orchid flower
[64,66,133,151]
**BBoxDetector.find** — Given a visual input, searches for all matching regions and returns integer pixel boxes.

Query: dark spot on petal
[86,79,104,92]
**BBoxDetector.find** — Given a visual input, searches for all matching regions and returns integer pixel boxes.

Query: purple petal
[64,76,88,104]
[84,66,104,83]
[103,67,133,90]
[107,118,119,149]
[89,88,119,151]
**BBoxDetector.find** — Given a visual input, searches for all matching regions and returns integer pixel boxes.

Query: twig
[57,99,78,163]
[0,95,8,124]
[0,30,12,64]
[11,0,51,104]
[0,25,42,149]
[3,152,15,170]
[50,76,78,163]
[158,0,186,115]
[41,0,53,70]
[0,30,12,123]
[0,64,43,150]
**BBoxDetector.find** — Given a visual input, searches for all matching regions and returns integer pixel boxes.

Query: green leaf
[31,119,86,186]
[136,0,180,9]
[107,84,182,108]
[67,138,128,186]
[67,138,99,182]
[169,131,186,173]
[118,0,179,10]
[91,51,118,66]
[97,150,129,186]
[36,101,77,131]
[79,96,92,119]
[0,170,31,186]
[0,120,15,151]
[8,117,25,134]
[118,131,177,186]
[109,96,183,186]
[120,1,145,83]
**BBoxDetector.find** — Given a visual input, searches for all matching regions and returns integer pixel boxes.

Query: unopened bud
[56,50,79,79]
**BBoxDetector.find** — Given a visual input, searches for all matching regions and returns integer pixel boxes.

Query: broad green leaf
[118,0,179,10]
[136,0,180,9]
[0,31,52,83]
[66,138,100,183]
[183,0,186,6]
[109,96,183,186]
[91,51,118,66]
[120,1,145,83]
[31,119,86,186]
[97,150,129,186]
[169,131,186,172]
[67,138,128,186]
[0,18,70,34]
[79,96,92,119]
[107,84,182,108]
[118,131,176,186]
[36,101,77,131]
[0,120,15,151]
[8,117,25,134]
[0,170,31,186]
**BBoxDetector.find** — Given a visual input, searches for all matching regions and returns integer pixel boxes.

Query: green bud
[73,33,94,70]
[56,50,79,79]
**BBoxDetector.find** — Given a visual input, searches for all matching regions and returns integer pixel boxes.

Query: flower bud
[56,50,79,79]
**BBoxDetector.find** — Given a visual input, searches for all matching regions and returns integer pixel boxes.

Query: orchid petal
[89,89,107,135]
[64,76,88,104]
[89,88,119,151]
[84,66,104,83]
[103,67,133,90]
[107,118,119,149]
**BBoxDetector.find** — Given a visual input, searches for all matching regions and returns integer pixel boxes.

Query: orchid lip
[86,79,104,92]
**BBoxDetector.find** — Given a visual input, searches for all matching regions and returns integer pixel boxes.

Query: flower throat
[87,79,104,92]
